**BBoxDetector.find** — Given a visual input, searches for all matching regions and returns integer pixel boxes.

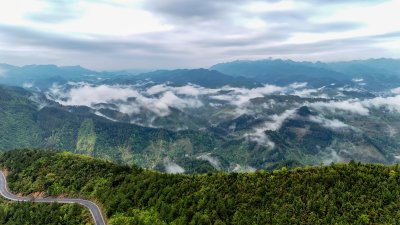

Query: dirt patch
[57,194,67,198]
[2,169,9,177]
[30,192,47,198]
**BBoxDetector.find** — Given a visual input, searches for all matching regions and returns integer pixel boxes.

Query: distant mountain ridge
[103,68,261,88]
[210,58,400,90]
[2,58,400,90]
[0,64,101,89]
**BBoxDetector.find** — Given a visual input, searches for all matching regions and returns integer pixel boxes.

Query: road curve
[0,171,106,225]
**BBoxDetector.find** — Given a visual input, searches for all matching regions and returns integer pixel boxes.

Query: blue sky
[0,0,399,70]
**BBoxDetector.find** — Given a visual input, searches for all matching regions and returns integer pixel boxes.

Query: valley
[1,59,400,173]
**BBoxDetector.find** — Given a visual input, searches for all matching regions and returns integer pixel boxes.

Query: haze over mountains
[1,58,400,173]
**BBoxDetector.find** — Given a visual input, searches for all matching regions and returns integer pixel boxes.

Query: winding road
[0,171,106,225]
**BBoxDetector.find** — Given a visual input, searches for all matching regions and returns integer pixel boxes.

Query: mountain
[1,59,400,173]
[104,68,261,88]
[2,83,400,173]
[0,64,103,89]
[210,59,351,87]
[312,58,400,90]
[210,58,400,90]
[0,84,262,172]
[2,149,400,225]
[0,64,261,90]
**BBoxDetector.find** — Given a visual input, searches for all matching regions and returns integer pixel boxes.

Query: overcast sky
[0,0,399,70]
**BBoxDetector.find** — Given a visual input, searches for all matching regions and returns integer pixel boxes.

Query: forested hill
[0,199,92,225]
[1,149,400,225]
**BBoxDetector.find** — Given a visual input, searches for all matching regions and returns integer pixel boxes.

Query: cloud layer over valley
[44,81,400,154]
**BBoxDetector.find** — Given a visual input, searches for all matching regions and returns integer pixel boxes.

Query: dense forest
[1,149,400,224]
[0,198,92,225]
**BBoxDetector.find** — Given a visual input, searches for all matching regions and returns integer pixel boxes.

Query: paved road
[0,171,106,225]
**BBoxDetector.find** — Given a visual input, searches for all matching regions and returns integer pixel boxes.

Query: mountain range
[1,58,400,173]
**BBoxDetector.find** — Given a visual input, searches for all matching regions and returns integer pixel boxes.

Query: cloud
[232,164,256,173]
[47,83,204,117]
[1,0,399,69]
[147,84,218,97]
[164,159,185,174]
[210,84,285,108]
[25,1,82,24]
[28,92,49,110]
[48,82,291,119]
[0,24,176,54]
[197,153,221,170]
[22,82,34,89]
[309,93,400,116]
[144,0,253,22]
[288,82,308,89]
[291,88,319,98]
[49,84,141,106]
[309,116,350,130]
[245,109,297,147]
[363,95,400,112]
[310,100,370,115]
[46,81,400,133]
[352,78,364,83]
[391,87,400,94]
[264,109,298,131]
[322,149,344,165]
[0,68,6,77]
[144,91,203,116]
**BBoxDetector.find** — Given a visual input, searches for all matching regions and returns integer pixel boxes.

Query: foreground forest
[1,149,400,224]
[0,198,92,225]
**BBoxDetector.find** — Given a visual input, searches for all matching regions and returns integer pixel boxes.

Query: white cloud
[164,159,185,174]
[292,88,318,98]
[362,95,400,113]
[197,153,221,170]
[289,82,308,89]
[232,164,256,173]
[310,100,370,115]
[28,92,48,110]
[309,94,400,116]
[47,83,204,117]
[391,87,400,94]
[210,84,285,109]
[265,109,297,131]
[1,1,400,69]
[352,78,364,83]
[147,84,218,97]
[323,149,344,165]
[0,0,172,36]
[337,86,362,92]
[94,111,117,122]
[246,130,275,148]
[143,91,203,116]
[117,102,141,115]
[309,115,350,130]
[245,109,297,147]
[54,84,141,106]
[22,82,34,89]
[146,84,169,95]
[0,68,7,77]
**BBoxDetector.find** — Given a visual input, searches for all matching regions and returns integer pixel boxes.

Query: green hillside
[2,149,400,225]
[0,198,92,225]
[1,84,400,173]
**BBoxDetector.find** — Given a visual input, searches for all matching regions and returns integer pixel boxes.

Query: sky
[0,0,399,70]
